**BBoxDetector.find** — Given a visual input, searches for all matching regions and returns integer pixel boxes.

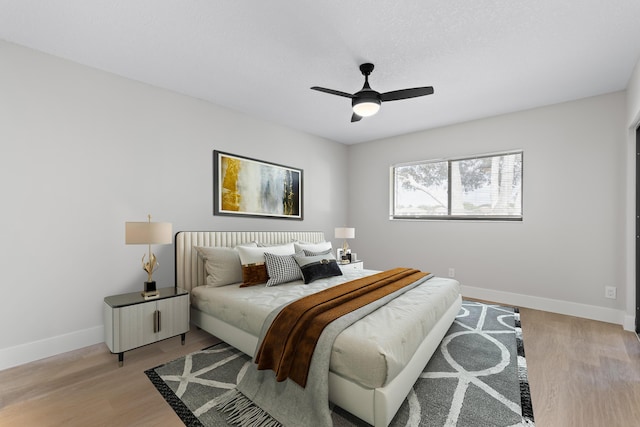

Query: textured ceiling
[2,0,640,144]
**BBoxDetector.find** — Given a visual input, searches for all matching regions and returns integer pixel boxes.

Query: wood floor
[519,309,640,427]
[0,309,639,427]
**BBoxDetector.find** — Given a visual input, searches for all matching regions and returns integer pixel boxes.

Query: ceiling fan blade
[351,113,362,122]
[380,86,434,102]
[310,86,354,98]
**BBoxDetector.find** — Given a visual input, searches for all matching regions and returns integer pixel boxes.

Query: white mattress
[191,269,460,389]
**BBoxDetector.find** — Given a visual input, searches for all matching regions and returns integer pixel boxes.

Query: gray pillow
[303,248,332,256]
[194,246,243,287]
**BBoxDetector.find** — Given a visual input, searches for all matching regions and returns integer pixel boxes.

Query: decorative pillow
[194,246,244,287]
[237,243,296,287]
[264,252,303,286]
[294,241,332,254]
[256,239,296,247]
[303,248,332,256]
[293,252,343,284]
[240,264,269,287]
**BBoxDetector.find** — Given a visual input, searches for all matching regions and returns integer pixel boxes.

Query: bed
[175,231,462,427]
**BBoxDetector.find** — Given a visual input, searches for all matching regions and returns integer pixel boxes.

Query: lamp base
[141,281,159,298]
[142,280,160,299]
[144,281,157,293]
[142,290,159,299]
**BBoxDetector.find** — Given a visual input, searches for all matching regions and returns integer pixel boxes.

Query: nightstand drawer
[339,260,363,272]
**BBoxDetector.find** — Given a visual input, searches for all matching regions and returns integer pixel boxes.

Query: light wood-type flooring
[1,308,639,427]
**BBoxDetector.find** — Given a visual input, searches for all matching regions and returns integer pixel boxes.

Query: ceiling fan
[311,63,434,122]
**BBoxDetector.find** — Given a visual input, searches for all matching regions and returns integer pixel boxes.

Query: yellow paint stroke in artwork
[221,157,241,211]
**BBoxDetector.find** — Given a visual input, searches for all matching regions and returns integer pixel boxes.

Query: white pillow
[237,243,296,265]
[293,241,332,254]
[255,239,296,247]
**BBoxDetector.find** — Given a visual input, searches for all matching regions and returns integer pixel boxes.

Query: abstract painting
[213,151,303,220]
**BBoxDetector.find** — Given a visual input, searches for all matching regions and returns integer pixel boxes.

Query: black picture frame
[213,150,303,220]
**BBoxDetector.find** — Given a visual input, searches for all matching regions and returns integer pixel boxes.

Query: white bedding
[191,268,460,388]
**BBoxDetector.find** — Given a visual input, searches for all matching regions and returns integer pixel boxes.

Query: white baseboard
[0,325,104,371]
[623,314,636,332]
[461,285,633,330]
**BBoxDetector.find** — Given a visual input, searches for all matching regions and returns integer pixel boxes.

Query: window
[391,151,522,220]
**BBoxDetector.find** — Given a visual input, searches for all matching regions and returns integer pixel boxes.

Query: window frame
[390,150,523,221]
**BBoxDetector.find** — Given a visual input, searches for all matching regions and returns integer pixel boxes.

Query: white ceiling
[2,0,640,144]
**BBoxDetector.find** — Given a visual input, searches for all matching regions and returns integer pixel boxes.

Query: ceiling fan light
[352,99,381,117]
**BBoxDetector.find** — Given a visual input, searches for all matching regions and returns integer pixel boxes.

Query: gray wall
[0,41,348,369]
[348,92,628,324]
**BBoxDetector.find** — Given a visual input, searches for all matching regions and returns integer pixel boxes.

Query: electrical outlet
[448,268,455,278]
[605,286,617,299]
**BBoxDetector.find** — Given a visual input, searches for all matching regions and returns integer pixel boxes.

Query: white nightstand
[339,260,364,272]
[104,287,190,366]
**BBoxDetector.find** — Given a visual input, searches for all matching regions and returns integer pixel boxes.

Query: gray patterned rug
[146,301,535,426]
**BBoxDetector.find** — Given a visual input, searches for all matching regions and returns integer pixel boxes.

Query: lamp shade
[334,227,355,239]
[125,222,172,245]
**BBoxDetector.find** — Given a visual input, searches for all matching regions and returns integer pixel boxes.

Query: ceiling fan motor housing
[352,89,381,117]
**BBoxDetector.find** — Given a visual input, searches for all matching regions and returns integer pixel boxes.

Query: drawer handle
[154,310,161,333]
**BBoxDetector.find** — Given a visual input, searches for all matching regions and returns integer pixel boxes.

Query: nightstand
[104,287,190,366]
[339,260,364,272]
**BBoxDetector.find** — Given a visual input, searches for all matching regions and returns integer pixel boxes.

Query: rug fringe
[215,389,282,427]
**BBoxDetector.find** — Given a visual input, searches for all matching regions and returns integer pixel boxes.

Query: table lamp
[334,227,355,262]
[125,214,172,297]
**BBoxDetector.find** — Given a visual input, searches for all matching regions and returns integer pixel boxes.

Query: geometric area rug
[145,301,535,426]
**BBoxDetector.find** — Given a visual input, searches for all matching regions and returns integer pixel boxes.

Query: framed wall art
[213,150,303,220]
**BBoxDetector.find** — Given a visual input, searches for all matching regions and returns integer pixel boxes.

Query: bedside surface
[104,287,188,308]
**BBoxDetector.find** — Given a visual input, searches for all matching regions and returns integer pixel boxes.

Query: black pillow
[293,253,343,284]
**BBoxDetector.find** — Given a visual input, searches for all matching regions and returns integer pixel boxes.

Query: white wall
[0,41,348,370]
[348,92,628,325]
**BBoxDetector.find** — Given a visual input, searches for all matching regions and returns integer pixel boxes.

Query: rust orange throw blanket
[254,267,429,388]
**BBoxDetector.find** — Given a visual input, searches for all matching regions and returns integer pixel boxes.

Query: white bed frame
[175,231,462,427]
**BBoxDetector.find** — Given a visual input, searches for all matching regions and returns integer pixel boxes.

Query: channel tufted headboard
[175,231,326,292]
